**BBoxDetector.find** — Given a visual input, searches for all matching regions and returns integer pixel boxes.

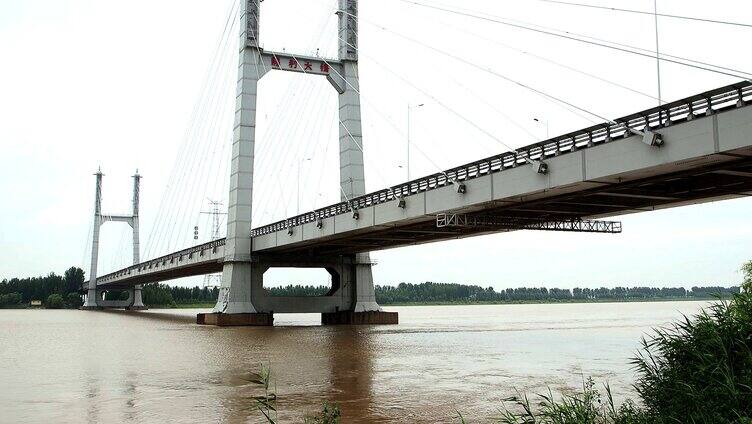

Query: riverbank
[0,297,729,310]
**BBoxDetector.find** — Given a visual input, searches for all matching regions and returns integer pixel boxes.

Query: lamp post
[407,103,424,181]
[297,157,312,215]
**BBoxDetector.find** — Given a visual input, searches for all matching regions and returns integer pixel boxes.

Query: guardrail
[251,81,752,237]
[91,81,752,285]
[91,238,226,285]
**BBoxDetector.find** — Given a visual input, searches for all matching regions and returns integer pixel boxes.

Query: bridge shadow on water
[213,325,384,422]
[98,308,199,324]
[93,309,387,422]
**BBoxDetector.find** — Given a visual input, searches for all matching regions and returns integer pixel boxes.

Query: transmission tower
[198,199,227,289]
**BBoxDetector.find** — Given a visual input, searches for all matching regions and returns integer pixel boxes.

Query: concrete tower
[82,170,103,309]
[203,0,393,325]
[211,0,267,316]
[82,170,146,310]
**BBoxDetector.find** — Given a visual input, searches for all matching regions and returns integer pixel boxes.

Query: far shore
[147,296,719,309]
[0,296,726,311]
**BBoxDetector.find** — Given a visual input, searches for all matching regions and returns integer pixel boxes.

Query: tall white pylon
[213,0,380,314]
[82,169,145,309]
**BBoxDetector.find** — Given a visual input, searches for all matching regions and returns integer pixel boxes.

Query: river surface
[0,301,709,423]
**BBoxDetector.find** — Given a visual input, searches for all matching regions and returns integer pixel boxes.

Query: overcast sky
[1,0,751,289]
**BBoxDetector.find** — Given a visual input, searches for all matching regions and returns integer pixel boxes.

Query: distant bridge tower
[201,0,395,325]
[82,169,147,310]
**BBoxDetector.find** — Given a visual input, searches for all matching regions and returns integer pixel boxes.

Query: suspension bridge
[81,0,752,325]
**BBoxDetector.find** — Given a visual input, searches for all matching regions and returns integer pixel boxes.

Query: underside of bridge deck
[268,155,752,257]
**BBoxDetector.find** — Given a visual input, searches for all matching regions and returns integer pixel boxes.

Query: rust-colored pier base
[321,311,399,325]
[196,312,274,327]
[125,305,148,311]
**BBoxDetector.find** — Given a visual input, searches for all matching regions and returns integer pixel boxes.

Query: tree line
[0,268,741,308]
[135,281,740,306]
[374,282,739,304]
[0,267,84,308]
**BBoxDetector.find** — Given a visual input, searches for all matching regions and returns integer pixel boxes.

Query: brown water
[0,302,708,423]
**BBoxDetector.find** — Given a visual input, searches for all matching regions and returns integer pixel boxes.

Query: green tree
[742,261,752,293]
[46,293,64,309]
[64,267,85,294]
[66,292,83,309]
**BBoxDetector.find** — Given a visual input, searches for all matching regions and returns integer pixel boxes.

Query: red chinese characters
[288,59,298,69]
[320,63,330,73]
[271,56,280,68]
[304,61,313,71]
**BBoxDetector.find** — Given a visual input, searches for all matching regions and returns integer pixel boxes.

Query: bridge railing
[91,239,226,285]
[92,82,752,284]
[251,81,752,237]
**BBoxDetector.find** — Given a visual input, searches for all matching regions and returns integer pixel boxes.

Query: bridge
[82,0,752,325]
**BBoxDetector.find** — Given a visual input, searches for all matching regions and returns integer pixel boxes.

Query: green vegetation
[140,282,738,308]
[0,292,23,308]
[66,292,83,308]
[248,365,278,423]
[304,402,341,424]
[496,378,645,423]
[2,268,741,308]
[493,262,752,424]
[0,267,84,308]
[45,294,64,309]
[742,260,752,292]
[256,282,738,305]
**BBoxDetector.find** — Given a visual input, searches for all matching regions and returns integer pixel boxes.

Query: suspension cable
[395,0,752,82]
[531,0,752,29]
[436,15,658,101]
[344,15,620,138]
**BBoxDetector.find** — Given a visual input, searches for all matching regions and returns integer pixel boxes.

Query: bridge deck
[91,82,752,288]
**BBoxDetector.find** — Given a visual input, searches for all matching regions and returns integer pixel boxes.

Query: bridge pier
[126,286,147,310]
[82,288,147,310]
[197,254,397,326]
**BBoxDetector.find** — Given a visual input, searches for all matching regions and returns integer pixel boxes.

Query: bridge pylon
[81,169,147,310]
[198,0,396,326]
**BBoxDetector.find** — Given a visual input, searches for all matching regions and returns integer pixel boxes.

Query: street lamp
[407,103,424,181]
[297,157,312,215]
[533,117,549,139]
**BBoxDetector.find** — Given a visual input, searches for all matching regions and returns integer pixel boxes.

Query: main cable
[395,0,752,82]
[531,0,752,29]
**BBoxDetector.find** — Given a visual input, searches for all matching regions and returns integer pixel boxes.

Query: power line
[396,0,752,82]
[532,0,752,29]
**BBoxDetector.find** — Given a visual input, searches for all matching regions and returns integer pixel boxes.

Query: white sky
[1,0,751,289]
